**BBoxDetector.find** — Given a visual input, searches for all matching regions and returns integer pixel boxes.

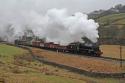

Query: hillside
[96,13,125,25]
[94,13,125,45]
[89,4,125,19]
[88,4,125,45]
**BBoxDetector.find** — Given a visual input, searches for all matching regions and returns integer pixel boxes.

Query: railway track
[33,47,125,63]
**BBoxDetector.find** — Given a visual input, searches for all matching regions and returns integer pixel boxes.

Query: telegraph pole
[119,42,122,68]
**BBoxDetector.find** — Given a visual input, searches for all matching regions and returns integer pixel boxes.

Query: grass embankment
[0,44,28,63]
[32,48,125,73]
[0,44,85,83]
[31,47,125,83]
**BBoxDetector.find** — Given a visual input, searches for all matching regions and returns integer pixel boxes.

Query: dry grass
[0,73,85,83]
[1,44,125,83]
[0,44,86,83]
[32,48,123,73]
[100,45,125,59]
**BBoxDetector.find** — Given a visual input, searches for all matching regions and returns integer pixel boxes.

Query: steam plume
[0,1,99,45]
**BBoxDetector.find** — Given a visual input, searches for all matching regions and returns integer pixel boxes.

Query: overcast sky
[0,0,125,14]
[36,0,125,13]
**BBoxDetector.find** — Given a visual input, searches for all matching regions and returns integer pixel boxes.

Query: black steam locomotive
[15,38,102,57]
[67,42,102,57]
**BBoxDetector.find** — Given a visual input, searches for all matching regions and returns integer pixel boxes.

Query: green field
[0,44,28,63]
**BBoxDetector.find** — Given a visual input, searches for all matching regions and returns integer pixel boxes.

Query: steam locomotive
[15,38,102,57]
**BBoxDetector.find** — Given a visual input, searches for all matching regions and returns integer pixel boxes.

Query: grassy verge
[32,48,123,73]
[0,44,85,83]
[0,44,28,63]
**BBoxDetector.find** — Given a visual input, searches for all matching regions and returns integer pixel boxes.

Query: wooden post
[120,45,122,68]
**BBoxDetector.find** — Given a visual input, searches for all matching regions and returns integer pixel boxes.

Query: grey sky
[0,0,125,14]
[38,0,125,13]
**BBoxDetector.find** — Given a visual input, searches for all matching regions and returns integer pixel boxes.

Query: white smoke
[0,1,99,45]
[41,8,99,45]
